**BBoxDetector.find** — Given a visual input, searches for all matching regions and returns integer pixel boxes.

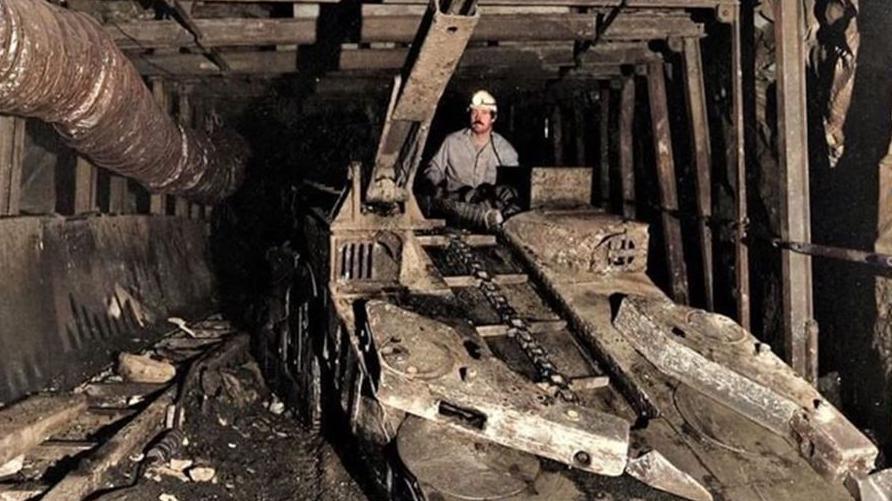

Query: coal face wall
[0,215,214,403]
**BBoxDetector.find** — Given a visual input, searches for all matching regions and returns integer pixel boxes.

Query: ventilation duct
[0,0,247,203]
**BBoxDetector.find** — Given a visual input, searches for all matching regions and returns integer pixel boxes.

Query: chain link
[446,234,578,403]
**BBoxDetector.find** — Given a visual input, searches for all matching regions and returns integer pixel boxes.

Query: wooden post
[0,116,25,216]
[108,176,128,214]
[683,38,716,312]
[551,104,563,166]
[73,157,98,214]
[174,197,189,217]
[574,100,586,166]
[149,78,170,215]
[599,85,611,208]
[647,61,689,304]
[619,76,636,219]
[774,0,812,377]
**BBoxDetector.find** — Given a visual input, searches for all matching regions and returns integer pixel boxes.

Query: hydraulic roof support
[365,0,480,205]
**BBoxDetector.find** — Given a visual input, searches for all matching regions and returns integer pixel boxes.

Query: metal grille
[338,241,374,280]
[605,234,637,269]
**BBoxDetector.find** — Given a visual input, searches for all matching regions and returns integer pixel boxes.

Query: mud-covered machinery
[255,0,882,499]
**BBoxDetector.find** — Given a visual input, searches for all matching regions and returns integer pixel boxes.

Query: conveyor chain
[445,233,578,403]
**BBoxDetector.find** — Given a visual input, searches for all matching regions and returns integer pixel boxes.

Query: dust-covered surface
[96,357,366,501]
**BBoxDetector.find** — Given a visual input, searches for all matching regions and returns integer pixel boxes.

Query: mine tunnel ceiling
[72,0,733,97]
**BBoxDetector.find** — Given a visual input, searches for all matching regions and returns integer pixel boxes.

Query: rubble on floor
[0,317,363,501]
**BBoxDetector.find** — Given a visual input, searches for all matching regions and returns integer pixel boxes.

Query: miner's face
[470,107,495,135]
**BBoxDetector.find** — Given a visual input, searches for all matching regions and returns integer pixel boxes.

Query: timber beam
[130,43,655,77]
[107,9,318,50]
[361,6,702,43]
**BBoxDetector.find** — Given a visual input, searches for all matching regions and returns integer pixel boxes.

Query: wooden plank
[730,9,750,330]
[0,115,25,216]
[0,394,88,465]
[108,176,128,214]
[82,382,168,399]
[619,75,636,219]
[360,8,702,43]
[569,375,610,391]
[109,13,318,51]
[150,78,169,215]
[774,0,812,377]
[416,234,497,247]
[444,273,529,288]
[476,319,568,337]
[73,157,98,214]
[42,387,176,501]
[29,440,97,460]
[646,61,689,304]
[131,50,299,76]
[683,38,715,311]
[174,197,190,217]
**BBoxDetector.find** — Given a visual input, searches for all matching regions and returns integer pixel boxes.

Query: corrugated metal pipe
[0,0,247,203]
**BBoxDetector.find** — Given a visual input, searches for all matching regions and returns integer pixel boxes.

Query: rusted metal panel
[0,215,214,404]
[646,61,689,304]
[365,300,631,476]
[774,0,813,376]
[613,296,877,482]
[0,0,246,203]
[682,38,715,311]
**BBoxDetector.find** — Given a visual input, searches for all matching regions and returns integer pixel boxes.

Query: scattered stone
[0,455,24,477]
[167,317,197,338]
[188,466,216,482]
[159,494,179,501]
[153,465,189,482]
[118,353,175,384]
[169,459,193,472]
[267,396,285,415]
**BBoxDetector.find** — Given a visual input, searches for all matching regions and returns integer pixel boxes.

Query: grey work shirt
[424,128,519,193]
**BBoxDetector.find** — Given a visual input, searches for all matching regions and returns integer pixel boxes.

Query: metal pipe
[774,239,892,270]
[0,0,246,203]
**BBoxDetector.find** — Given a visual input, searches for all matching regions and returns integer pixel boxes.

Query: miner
[421,90,521,227]
[423,90,519,194]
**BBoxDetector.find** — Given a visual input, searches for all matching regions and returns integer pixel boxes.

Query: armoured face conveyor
[251,0,881,499]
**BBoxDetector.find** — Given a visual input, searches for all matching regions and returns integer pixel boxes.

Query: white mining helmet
[469,90,497,113]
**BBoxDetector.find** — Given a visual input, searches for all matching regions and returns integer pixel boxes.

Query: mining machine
[256,0,882,499]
